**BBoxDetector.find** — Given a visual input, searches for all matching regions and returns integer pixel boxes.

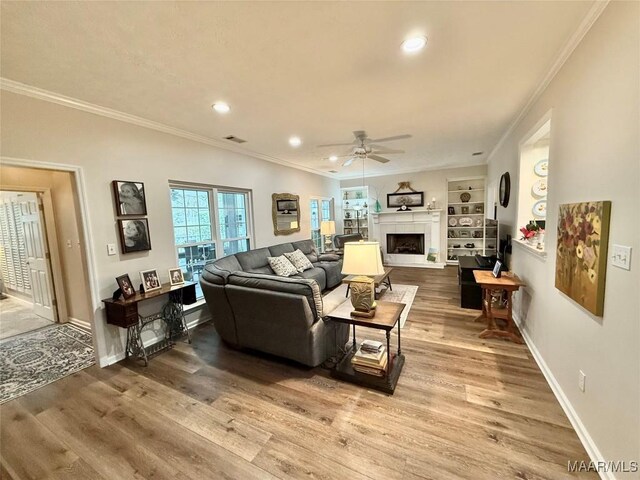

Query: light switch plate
[611,244,632,270]
[107,243,117,256]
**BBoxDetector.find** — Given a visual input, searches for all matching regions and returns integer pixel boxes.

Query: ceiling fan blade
[342,157,355,167]
[352,130,367,140]
[317,141,356,147]
[370,146,405,154]
[368,154,391,164]
[369,134,412,143]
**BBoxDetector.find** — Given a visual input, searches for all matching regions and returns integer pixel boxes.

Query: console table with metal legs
[102,282,197,366]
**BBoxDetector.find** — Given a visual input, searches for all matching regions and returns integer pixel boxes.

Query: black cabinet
[458,256,493,310]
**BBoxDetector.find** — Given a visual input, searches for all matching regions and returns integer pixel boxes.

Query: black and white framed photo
[118,218,151,254]
[387,192,424,208]
[447,206,455,215]
[113,180,147,216]
[461,205,469,214]
[140,269,162,293]
[116,273,136,299]
[168,268,185,286]
[492,260,503,278]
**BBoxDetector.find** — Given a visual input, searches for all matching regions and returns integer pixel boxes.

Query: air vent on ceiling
[472,151,484,156]
[224,135,247,144]
[329,170,338,173]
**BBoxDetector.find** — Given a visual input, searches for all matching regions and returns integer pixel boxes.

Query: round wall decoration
[532,200,547,217]
[532,179,547,197]
[534,159,548,177]
[448,217,458,227]
[460,192,471,203]
[499,172,511,207]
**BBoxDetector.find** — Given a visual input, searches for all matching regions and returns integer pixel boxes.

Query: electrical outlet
[578,370,586,392]
[611,245,632,270]
[107,243,117,256]
[66,239,72,248]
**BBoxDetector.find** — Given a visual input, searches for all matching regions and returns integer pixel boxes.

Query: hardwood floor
[1,266,595,479]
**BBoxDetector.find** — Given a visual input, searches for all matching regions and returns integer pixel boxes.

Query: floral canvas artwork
[555,201,611,316]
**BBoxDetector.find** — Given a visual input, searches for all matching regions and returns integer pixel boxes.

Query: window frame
[310,196,334,251]
[169,182,254,296]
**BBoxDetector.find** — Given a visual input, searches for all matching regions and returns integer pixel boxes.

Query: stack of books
[351,340,388,377]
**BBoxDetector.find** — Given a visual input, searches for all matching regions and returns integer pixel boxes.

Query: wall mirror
[272,193,301,235]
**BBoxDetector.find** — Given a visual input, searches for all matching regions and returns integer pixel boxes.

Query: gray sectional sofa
[200,239,349,367]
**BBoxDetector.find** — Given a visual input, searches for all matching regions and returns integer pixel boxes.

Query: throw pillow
[267,255,298,277]
[284,249,314,273]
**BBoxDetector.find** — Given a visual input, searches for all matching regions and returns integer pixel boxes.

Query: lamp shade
[341,241,385,276]
[320,220,336,235]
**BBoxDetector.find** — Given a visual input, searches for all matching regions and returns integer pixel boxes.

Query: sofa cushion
[227,271,323,320]
[267,255,298,277]
[268,243,295,257]
[246,266,274,275]
[236,247,271,271]
[314,260,343,289]
[284,249,314,273]
[292,240,319,263]
[293,267,326,291]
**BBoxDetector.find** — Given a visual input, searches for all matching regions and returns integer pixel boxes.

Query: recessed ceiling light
[213,102,230,114]
[289,136,302,147]
[402,36,427,53]
[329,155,338,162]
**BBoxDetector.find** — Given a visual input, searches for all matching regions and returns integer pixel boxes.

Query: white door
[20,194,57,321]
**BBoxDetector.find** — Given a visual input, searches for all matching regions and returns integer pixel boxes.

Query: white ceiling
[1,1,595,178]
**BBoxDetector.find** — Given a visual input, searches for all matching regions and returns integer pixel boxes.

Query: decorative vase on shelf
[374,200,382,213]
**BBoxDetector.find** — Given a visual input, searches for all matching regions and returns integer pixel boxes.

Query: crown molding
[0,78,338,179]
[486,0,610,163]
[338,159,487,181]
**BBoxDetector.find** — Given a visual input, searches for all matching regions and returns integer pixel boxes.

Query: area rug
[323,283,418,328]
[0,323,95,404]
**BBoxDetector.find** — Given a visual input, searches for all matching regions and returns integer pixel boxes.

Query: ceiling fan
[318,130,411,167]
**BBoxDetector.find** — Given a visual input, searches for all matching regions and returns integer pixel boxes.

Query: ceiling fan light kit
[318,130,411,168]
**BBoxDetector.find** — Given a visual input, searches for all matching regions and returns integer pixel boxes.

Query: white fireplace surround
[371,210,444,269]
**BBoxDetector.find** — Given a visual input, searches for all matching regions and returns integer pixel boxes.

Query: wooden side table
[343,266,393,299]
[327,300,405,394]
[472,271,526,344]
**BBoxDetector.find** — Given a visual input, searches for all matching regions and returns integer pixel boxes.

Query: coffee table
[343,266,393,299]
[327,299,405,394]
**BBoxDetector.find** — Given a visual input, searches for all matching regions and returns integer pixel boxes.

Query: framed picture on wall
[118,218,151,254]
[387,192,424,208]
[113,180,147,216]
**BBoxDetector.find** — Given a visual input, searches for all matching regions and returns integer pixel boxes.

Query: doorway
[0,190,58,338]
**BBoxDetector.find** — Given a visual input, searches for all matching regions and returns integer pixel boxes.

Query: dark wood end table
[327,300,405,394]
[342,266,394,299]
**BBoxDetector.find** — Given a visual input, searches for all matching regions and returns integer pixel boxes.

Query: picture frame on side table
[140,269,162,293]
[112,180,147,216]
[116,274,136,299]
[118,219,151,254]
[169,268,185,286]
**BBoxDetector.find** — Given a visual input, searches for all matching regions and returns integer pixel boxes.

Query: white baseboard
[68,317,91,331]
[513,313,613,480]
[99,313,212,368]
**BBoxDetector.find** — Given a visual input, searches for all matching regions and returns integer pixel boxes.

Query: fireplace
[386,233,425,255]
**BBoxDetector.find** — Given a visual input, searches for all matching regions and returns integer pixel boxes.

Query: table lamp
[320,220,336,251]
[341,241,385,318]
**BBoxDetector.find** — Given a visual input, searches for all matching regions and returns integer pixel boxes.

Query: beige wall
[0,92,341,365]
[0,166,92,322]
[341,164,488,258]
[487,2,639,472]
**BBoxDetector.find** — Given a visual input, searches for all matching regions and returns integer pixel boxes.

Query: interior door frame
[0,186,69,323]
[0,157,100,363]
